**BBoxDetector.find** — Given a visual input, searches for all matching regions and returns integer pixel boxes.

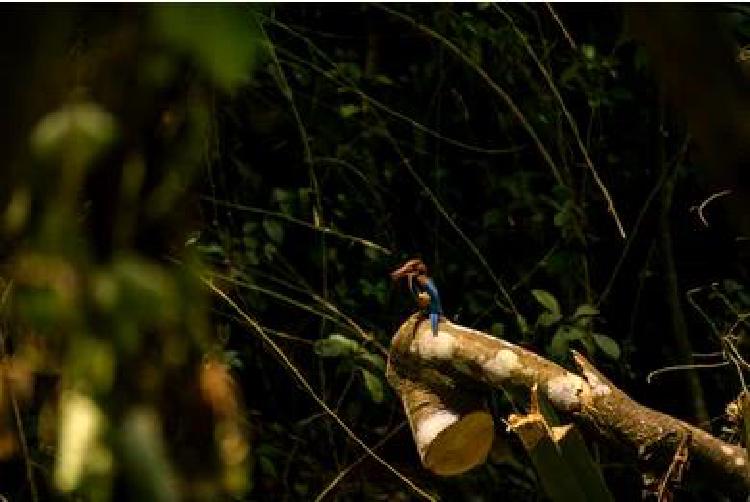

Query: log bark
[387,314,750,498]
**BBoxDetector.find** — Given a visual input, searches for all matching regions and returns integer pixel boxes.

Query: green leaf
[549,327,569,359]
[532,289,560,315]
[582,44,596,60]
[196,243,224,256]
[549,326,586,360]
[151,5,260,90]
[573,304,599,319]
[272,189,295,215]
[356,351,386,372]
[258,455,278,479]
[262,219,284,244]
[482,209,503,228]
[593,334,620,360]
[373,74,393,86]
[515,314,529,334]
[361,369,384,403]
[263,242,276,260]
[339,104,360,118]
[314,334,360,358]
[490,322,504,338]
[537,311,562,328]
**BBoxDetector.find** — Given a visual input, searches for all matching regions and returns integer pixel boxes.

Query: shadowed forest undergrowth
[2,4,750,501]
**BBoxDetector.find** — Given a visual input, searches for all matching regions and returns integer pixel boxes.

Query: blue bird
[391,259,443,336]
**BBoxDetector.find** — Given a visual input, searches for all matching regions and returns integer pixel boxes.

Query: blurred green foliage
[1,4,749,502]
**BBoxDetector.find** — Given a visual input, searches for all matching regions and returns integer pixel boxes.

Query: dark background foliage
[3,3,750,501]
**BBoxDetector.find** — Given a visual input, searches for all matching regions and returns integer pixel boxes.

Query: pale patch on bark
[546,373,586,411]
[413,329,457,360]
[583,369,612,397]
[484,349,521,380]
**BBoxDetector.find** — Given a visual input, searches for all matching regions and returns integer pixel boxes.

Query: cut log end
[421,410,494,476]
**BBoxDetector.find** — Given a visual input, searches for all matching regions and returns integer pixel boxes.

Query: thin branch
[375,4,566,187]
[199,196,392,255]
[498,6,626,239]
[222,268,388,356]
[0,281,38,502]
[204,279,435,501]
[314,421,408,501]
[261,21,331,319]
[646,361,731,385]
[262,16,524,156]
[260,24,321,223]
[545,3,577,51]
[598,137,689,305]
[374,114,520,320]
[690,189,732,227]
[209,272,387,355]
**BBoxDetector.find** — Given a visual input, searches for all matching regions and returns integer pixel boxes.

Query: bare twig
[204,279,435,501]
[598,137,689,305]
[198,196,392,255]
[690,189,732,227]
[375,4,566,187]
[646,361,730,385]
[263,16,523,156]
[223,267,388,356]
[261,22,331,327]
[209,271,387,355]
[314,421,408,501]
[545,4,577,50]
[375,115,520,320]
[0,281,38,502]
[498,6,626,239]
[656,430,691,502]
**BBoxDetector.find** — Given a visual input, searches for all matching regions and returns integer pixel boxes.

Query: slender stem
[204,279,435,501]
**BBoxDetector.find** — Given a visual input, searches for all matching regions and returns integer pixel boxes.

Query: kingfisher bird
[391,259,443,336]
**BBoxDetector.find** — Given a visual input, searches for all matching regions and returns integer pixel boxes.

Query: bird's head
[390,259,428,291]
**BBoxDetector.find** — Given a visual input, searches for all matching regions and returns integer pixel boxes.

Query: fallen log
[386,314,750,499]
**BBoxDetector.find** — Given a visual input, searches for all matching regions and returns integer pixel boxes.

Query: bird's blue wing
[429,312,439,337]
[424,279,442,314]
[424,278,442,336]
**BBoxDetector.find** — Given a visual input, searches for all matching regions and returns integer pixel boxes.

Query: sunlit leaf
[582,44,596,60]
[516,314,529,334]
[339,104,360,118]
[573,304,599,319]
[361,369,384,403]
[532,289,560,315]
[549,326,586,360]
[537,311,562,327]
[357,351,386,372]
[593,334,621,360]
[314,334,360,358]
[491,322,505,338]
